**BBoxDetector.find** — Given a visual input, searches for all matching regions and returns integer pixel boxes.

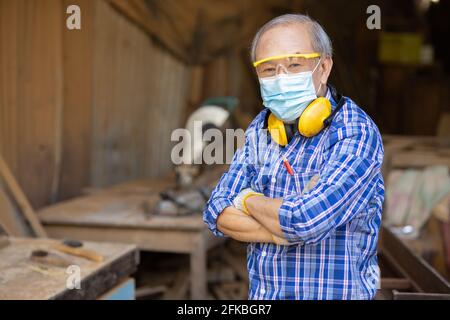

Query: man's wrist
[242,192,263,215]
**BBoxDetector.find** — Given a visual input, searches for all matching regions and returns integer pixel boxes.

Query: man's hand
[272,234,290,246]
[232,188,263,215]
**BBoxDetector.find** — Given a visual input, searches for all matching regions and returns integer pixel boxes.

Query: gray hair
[250,14,333,62]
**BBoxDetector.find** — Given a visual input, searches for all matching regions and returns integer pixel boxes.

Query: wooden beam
[106,0,187,62]
[0,155,47,237]
[380,277,412,290]
[0,187,29,236]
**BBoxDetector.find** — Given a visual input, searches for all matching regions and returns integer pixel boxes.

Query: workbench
[37,169,226,299]
[0,237,138,300]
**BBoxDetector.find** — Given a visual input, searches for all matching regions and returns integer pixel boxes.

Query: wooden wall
[0,0,64,208]
[0,0,190,208]
[91,0,189,187]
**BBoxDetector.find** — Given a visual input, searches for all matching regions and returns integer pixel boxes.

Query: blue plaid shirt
[203,89,384,300]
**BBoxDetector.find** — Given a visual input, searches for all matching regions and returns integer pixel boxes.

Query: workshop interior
[0,0,450,300]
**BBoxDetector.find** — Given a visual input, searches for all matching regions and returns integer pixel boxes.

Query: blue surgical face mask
[259,61,321,122]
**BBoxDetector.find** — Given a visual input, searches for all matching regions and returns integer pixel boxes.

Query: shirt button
[261,251,267,257]
[260,288,266,294]
[271,177,276,183]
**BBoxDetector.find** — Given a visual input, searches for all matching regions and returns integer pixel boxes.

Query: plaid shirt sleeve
[203,116,261,237]
[278,121,384,245]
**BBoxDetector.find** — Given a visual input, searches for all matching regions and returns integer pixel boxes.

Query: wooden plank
[0,155,47,237]
[0,237,138,300]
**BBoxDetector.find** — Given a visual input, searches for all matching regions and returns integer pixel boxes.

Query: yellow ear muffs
[267,97,333,146]
[298,97,332,138]
[267,113,288,146]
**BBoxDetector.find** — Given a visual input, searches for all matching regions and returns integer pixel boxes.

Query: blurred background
[0,0,450,300]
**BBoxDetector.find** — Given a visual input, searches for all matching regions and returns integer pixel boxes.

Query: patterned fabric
[203,89,385,300]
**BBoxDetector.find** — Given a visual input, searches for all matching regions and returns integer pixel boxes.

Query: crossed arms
[204,120,383,246]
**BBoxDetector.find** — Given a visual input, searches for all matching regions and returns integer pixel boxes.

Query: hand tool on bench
[30,250,72,268]
[53,239,104,263]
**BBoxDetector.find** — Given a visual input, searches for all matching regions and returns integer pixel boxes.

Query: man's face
[255,24,332,95]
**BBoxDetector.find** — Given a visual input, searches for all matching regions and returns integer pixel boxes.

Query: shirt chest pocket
[250,143,323,196]
[294,144,323,172]
[251,167,321,198]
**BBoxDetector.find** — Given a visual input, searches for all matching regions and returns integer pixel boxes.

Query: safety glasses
[253,53,321,78]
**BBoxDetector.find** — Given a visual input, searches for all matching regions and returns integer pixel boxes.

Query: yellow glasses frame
[253,53,321,68]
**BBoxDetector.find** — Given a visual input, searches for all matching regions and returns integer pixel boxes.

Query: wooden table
[0,237,138,299]
[37,171,226,299]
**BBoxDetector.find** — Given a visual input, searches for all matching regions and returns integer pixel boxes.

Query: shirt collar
[325,87,333,103]
[324,86,338,112]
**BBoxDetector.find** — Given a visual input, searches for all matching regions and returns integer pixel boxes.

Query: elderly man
[203,14,384,300]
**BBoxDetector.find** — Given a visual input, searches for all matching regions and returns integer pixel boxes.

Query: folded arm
[203,115,288,245]
[217,206,274,243]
